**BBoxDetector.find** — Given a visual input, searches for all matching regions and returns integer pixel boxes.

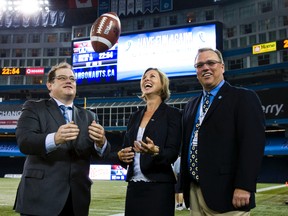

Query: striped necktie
[189,92,211,181]
[59,105,72,123]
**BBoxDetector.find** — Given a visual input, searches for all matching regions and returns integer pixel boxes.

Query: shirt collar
[53,98,73,109]
[203,80,225,97]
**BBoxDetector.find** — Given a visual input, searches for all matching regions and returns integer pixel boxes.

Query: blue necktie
[59,105,72,123]
[190,92,211,181]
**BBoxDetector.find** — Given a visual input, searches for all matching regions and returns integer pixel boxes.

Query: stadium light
[0,0,49,13]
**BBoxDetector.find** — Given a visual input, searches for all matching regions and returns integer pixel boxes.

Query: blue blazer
[181,82,266,212]
[14,98,111,216]
[121,102,182,183]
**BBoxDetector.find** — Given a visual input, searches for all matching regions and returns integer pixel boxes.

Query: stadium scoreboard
[72,22,223,85]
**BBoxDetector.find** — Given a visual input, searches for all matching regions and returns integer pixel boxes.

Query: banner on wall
[0,103,22,129]
[99,0,111,16]
[25,68,45,75]
[118,0,127,16]
[127,0,135,15]
[143,0,152,13]
[257,87,288,120]
[0,10,65,28]
[110,0,118,14]
[68,0,98,8]
[152,0,160,12]
[120,0,172,15]
[135,0,143,14]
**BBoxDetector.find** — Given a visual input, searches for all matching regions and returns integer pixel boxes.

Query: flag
[152,0,160,12]
[111,0,119,14]
[119,0,127,16]
[143,0,151,13]
[99,0,111,15]
[68,0,98,9]
[127,0,135,15]
[135,0,143,14]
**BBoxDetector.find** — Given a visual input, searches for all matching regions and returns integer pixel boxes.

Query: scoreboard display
[72,22,223,85]
[277,38,288,50]
[0,67,25,75]
[0,67,45,75]
[72,40,118,85]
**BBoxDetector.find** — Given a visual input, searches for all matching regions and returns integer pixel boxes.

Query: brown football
[90,12,121,53]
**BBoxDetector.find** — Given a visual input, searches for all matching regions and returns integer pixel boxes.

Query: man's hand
[232,188,251,208]
[55,121,80,144]
[88,120,106,148]
[118,147,134,163]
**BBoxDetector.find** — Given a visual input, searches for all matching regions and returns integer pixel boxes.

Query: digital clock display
[0,67,25,75]
[277,39,288,50]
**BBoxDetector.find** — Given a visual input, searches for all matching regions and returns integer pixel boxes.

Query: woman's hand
[133,136,159,156]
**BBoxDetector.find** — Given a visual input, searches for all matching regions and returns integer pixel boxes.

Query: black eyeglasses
[194,60,222,69]
[53,75,77,82]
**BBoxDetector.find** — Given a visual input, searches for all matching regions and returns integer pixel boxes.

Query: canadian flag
[68,0,98,8]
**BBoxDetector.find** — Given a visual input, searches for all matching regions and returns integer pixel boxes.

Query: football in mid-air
[90,12,121,53]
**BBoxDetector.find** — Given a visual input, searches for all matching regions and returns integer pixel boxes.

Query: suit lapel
[133,108,144,139]
[132,103,166,141]
[185,96,202,142]
[72,105,80,124]
[146,103,165,126]
[46,98,66,126]
[203,82,230,122]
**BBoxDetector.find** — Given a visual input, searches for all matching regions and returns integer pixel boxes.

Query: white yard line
[257,184,287,192]
[106,184,288,216]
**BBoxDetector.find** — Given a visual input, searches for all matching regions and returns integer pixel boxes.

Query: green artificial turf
[0,178,287,216]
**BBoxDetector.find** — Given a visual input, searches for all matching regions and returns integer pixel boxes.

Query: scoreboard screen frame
[71,21,223,85]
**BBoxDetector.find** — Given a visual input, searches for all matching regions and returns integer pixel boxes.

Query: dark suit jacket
[120,102,182,183]
[181,82,266,212]
[14,98,111,216]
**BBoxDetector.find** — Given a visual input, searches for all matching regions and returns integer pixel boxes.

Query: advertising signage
[252,38,288,54]
[72,22,223,85]
[0,67,45,76]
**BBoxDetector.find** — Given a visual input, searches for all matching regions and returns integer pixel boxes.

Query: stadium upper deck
[0,0,288,156]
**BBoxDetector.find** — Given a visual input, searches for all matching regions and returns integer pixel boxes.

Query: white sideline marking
[109,214,124,216]
[257,184,287,192]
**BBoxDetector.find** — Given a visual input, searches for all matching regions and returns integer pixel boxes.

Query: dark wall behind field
[0,131,125,177]
[1,134,288,184]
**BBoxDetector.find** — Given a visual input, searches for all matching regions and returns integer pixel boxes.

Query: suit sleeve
[151,108,182,166]
[234,89,266,192]
[16,100,48,156]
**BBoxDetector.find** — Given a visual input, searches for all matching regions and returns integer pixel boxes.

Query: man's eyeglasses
[194,60,222,69]
[53,75,77,82]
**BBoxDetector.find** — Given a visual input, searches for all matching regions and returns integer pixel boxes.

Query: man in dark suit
[14,62,111,216]
[181,48,266,215]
